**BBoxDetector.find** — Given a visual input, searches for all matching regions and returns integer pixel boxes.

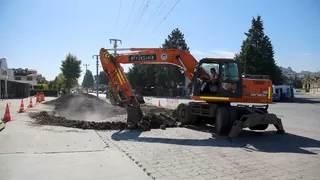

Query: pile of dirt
[31,110,179,130]
[44,93,127,121]
[32,93,180,130]
[31,111,127,130]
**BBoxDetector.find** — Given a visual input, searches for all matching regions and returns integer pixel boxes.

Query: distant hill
[280,66,320,78]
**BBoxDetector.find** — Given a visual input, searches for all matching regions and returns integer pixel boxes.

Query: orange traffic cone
[18,99,25,113]
[158,100,161,107]
[28,97,33,108]
[3,103,11,122]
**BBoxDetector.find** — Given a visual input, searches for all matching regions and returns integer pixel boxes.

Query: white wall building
[12,68,46,86]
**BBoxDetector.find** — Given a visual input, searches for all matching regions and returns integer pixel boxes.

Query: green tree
[48,81,53,89]
[126,28,190,96]
[99,71,109,85]
[161,28,189,85]
[82,70,94,88]
[235,15,283,85]
[56,73,66,91]
[60,53,82,92]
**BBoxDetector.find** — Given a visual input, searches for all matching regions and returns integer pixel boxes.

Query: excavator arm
[99,47,198,129]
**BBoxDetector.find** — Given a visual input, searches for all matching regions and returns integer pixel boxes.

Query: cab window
[221,62,240,81]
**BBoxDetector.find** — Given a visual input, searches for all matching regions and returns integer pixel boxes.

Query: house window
[27,77,33,81]
[15,77,21,80]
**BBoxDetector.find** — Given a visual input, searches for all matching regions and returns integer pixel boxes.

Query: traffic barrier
[41,92,45,102]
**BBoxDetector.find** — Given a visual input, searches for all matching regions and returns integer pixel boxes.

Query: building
[0,58,31,99]
[12,68,46,86]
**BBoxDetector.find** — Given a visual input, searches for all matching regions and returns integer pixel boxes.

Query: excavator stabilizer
[227,105,285,139]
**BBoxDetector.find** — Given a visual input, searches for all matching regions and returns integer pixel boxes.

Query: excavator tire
[215,106,236,135]
[176,103,197,125]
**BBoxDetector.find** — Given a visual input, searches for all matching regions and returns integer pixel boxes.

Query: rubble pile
[32,93,178,130]
[31,111,127,130]
[44,93,127,120]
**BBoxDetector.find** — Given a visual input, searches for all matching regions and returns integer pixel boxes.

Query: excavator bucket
[124,104,150,130]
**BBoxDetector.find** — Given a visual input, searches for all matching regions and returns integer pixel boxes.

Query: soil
[32,93,179,130]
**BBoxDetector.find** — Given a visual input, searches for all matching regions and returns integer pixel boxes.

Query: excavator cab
[191,58,243,99]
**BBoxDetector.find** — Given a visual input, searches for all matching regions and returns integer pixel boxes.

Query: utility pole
[82,64,90,92]
[92,55,99,97]
[109,39,122,56]
[83,64,90,72]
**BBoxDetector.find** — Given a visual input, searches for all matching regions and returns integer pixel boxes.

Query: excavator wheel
[215,106,236,135]
[176,103,197,125]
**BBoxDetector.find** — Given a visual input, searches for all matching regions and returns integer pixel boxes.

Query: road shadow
[111,125,320,155]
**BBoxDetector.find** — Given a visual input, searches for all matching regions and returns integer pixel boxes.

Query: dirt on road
[31,93,177,130]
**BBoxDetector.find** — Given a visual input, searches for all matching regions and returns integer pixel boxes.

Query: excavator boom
[99,47,198,129]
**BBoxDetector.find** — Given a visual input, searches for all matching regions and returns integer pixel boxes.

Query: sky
[1,0,320,83]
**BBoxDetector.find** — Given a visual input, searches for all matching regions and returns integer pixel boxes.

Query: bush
[30,89,59,97]
[34,84,49,90]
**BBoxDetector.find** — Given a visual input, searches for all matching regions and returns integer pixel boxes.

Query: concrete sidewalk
[0,103,151,180]
[0,96,56,120]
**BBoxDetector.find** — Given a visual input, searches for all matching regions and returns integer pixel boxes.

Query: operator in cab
[210,68,219,84]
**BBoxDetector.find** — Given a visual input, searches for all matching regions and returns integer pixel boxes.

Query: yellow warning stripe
[268,87,271,99]
[199,96,230,100]
[115,69,123,85]
[117,68,126,84]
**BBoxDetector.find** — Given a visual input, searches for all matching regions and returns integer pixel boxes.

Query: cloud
[211,50,235,58]
[190,50,210,56]
[303,53,311,56]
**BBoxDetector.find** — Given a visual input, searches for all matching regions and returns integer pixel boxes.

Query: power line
[131,0,151,35]
[115,0,122,37]
[148,0,181,39]
[120,0,137,37]
[159,0,169,15]
[141,0,164,33]
[126,0,146,39]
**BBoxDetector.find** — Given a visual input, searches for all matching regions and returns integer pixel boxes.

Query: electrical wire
[141,0,164,33]
[126,0,146,39]
[115,0,122,37]
[131,0,151,35]
[148,0,181,39]
[120,0,137,37]
[158,0,169,15]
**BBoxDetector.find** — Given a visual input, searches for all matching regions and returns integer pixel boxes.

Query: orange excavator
[99,47,285,138]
